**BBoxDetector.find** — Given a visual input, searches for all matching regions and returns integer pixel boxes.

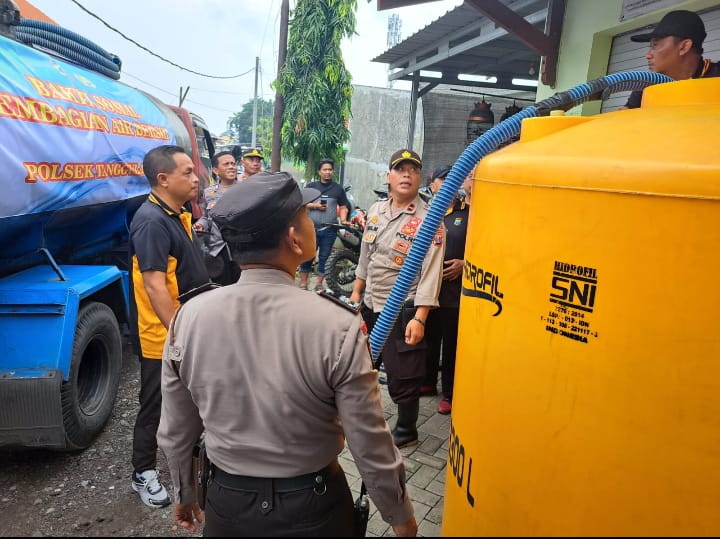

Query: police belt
[211,459,339,494]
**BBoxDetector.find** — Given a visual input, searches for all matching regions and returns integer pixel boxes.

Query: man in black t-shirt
[298,158,350,290]
[624,10,719,109]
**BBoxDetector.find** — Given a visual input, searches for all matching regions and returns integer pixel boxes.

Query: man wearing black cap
[239,147,264,180]
[428,165,451,198]
[625,9,719,109]
[419,166,448,204]
[157,171,417,537]
[421,168,472,416]
[418,165,451,397]
[350,149,445,449]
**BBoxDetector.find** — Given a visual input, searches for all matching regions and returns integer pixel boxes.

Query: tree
[256,116,273,161]
[227,98,275,143]
[275,0,355,179]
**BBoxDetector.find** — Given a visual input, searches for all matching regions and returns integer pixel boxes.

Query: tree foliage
[227,98,274,144]
[276,0,356,178]
[255,116,273,160]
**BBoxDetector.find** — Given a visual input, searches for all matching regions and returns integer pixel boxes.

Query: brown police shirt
[356,195,445,312]
[157,268,413,525]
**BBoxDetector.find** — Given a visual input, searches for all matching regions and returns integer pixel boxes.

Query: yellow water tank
[442,78,720,536]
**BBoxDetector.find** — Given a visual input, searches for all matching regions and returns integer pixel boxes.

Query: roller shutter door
[602,6,720,112]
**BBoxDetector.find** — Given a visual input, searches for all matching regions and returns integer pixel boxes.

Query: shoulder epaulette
[317,290,361,314]
[178,282,221,304]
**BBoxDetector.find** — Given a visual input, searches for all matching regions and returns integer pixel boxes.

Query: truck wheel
[325,249,359,298]
[61,302,122,450]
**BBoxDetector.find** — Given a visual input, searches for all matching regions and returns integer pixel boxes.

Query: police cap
[389,148,422,170]
[209,171,320,244]
[242,148,264,159]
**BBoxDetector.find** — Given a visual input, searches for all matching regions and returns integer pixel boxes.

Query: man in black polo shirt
[128,144,210,508]
[625,10,719,109]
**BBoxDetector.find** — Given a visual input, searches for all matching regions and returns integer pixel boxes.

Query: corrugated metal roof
[372,0,548,89]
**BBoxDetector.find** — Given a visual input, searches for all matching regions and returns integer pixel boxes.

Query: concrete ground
[341,388,451,537]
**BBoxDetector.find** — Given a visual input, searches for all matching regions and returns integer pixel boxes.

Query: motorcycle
[323,207,366,298]
[323,187,387,298]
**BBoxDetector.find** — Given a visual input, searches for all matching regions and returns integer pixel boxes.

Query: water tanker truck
[0,0,214,450]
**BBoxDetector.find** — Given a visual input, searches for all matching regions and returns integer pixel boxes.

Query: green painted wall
[538,0,720,115]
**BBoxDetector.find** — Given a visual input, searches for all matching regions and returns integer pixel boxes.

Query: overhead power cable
[68,0,255,79]
[122,72,239,113]
[181,87,253,96]
[123,72,252,97]
[122,72,176,97]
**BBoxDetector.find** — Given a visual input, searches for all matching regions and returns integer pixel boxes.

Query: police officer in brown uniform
[157,171,417,537]
[193,151,240,286]
[238,147,264,180]
[350,149,445,449]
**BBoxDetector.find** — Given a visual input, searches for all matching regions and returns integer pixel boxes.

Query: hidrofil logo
[462,260,504,316]
[550,261,597,312]
[542,260,599,344]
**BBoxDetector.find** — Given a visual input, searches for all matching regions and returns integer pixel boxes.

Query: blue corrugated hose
[16,18,121,79]
[368,70,673,359]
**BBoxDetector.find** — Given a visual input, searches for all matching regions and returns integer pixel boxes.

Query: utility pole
[271,0,289,172]
[178,86,189,107]
[251,56,259,148]
[387,14,401,89]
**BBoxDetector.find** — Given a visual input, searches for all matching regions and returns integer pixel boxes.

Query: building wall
[537,0,720,116]
[420,90,532,179]
[345,85,533,210]
[344,85,424,210]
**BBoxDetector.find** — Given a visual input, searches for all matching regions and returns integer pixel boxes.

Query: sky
[25,0,464,136]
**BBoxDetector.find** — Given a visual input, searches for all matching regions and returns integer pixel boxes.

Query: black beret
[209,171,320,244]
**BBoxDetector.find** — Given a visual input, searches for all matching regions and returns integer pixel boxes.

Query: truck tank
[0,29,204,278]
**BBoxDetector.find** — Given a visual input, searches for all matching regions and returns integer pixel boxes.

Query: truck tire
[325,249,359,298]
[61,302,122,450]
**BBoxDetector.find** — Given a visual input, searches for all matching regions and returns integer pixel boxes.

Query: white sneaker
[132,469,171,508]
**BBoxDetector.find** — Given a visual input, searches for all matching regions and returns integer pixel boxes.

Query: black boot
[392,400,419,448]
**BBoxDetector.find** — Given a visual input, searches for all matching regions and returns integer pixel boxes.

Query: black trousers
[132,355,162,473]
[203,461,354,537]
[423,306,460,399]
[361,305,426,404]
